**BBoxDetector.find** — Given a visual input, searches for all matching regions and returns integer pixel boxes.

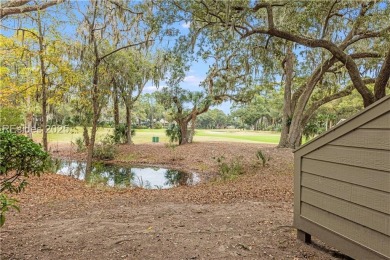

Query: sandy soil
[0,142,350,259]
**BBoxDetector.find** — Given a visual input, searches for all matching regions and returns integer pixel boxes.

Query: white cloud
[184,75,202,86]
[181,22,191,29]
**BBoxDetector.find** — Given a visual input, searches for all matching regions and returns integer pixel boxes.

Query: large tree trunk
[83,125,90,147]
[284,120,304,148]
[37,14,48,151]
[26,112,33,138]
[125,104,133,144]
[278,43,294,147]
[280,57,337,149]
[179,120,188,145]
[188,114,196,143]
[86,113,98,175]
[113,85,120,128]
[86,63,100,174]
[26,96,33,139]
[374,49,390,101]
[41,84,47,151]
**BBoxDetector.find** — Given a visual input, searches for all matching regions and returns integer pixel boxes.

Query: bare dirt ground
[0,142,350,259]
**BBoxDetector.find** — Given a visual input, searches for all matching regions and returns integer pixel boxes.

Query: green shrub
[153,122,163,129]
[303,121,322,141]
[112,124,135,144]
[0,194,19,227]
[256,150,271,167]
[165,123,181,143]
[63,116,74,126]
[0,131,50,192]
[214,156,244,180]
[73,137,86,152]
[265,125,281,132]
[93,135,117,160]
[133,125,148,129]
[0,131,50,226]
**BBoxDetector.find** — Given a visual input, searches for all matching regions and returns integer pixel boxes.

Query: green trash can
[155,136,159,142]
[152,136,159,143]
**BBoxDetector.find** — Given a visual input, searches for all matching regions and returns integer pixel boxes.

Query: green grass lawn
[32,127,112,144]
[195,129,280,143]
[33,127,280,145]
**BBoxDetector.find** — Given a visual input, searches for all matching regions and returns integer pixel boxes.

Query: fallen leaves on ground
[0,142,348,259]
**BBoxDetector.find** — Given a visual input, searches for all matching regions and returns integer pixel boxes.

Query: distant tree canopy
[0,107,24,126]
[167,0,390,148]
[1,0,389,155]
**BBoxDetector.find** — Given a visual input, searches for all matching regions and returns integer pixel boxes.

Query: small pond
[56,160,200,189]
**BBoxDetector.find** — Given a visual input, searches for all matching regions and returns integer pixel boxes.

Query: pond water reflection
[56,160,200,189]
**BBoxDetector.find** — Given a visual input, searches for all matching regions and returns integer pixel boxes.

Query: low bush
[0,131,50,226]
[214,156,244,180]
[133,125,148,129]
[153,122,163,129]
[256,150,271,167]
[93,135,117,160]
[166,123,181,144]
[73,137,86,152]
[111,124,135,144]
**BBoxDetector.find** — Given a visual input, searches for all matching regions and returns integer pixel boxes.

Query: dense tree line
[0,0,389,170]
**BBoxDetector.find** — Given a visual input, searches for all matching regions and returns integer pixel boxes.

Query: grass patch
[33,127,112,144]
[34,127,280,145]
[195,129,280,144]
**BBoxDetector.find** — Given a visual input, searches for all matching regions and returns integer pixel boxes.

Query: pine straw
[16,142,294,207]
[2,143,348,260]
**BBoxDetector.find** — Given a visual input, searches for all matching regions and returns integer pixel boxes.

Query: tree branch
[242,9,376,106]
[345,25,390,47]
[251,2,287,12]
[350,52,381,59]
[291,83,307,109]
[1,0,31,8]
[303,78,376,123]
[374,49,390,101]
[0,25,40,39]
[326,52,382,73]
[106,0,144,15]
[99,40,152,62]
[1,0,64,19]
[321,0,340,39]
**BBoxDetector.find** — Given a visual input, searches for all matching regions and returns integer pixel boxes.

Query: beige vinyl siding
[329,128,390,150]
[294,97,390,259]
[295,217,388,260]
[305,145,390,172]
[301,203,390,257]
[301,187,390,236]
[301,158,390,192]
[301,172,390,214]
[360,111,390,129]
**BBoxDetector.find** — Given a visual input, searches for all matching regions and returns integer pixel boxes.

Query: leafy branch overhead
[185,0,390,107]
[169,0,389,148]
